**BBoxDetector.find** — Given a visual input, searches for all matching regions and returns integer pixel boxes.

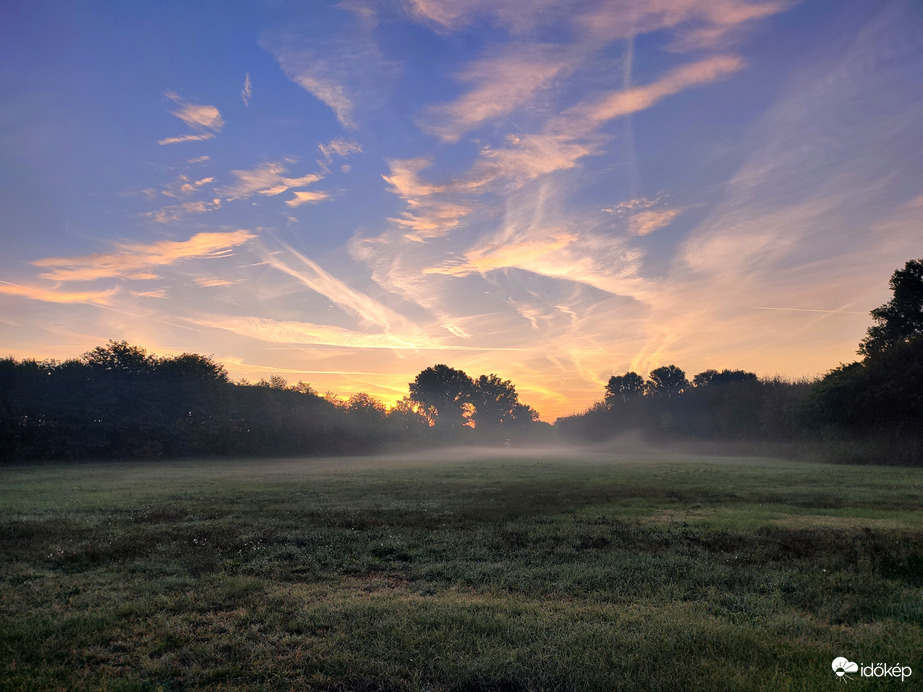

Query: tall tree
[408,365,474,430]
[647,365,688,398]
[859,257,923,355]
[470,374,534,431]
[604,372,646,405]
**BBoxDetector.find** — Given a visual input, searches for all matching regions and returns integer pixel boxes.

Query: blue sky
[2,0,921,419]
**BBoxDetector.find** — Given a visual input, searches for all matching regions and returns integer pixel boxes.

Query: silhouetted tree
[647,365,688,398]
[82,340,155,374]
[604,372,645,406]
[693,369,758,387]
[408,365,474,431]
[859,257,923,355]
[156,352,229,382]
[345,392,388,420]
[469,374,528,432]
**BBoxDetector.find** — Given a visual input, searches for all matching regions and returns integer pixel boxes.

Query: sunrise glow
[2,1,921,420]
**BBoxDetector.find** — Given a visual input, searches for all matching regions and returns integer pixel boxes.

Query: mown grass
[1,450,921,690]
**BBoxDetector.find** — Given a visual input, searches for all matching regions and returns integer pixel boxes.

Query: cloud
[158,133,216,146]
[129,289,168,298]
[273,55,355,127]
[562,55,745,130]
[375,56,741,247]
[576,0,793,49]
[241,72,252,106]
[630,209,683,236]
[159,91,224,144]
[194,277,242,287]
[0,281,118,305]
[422,44,574,141]
[147,199,221,224]
[32,230,256,282]
[405,0,563,33]
[165,90,224,132]
[406,0,791,47]
[161,175,214,198]
[222,161,323,201]
[391,201,471,241]
[381,158,471,239]
[286,190,330,207]
[383,157,445,200]
[471,134,594,188]
[191,314,433,350]
[259,240,407,331]
[318,138,362,164]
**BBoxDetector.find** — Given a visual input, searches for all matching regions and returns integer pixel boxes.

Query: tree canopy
[604,372,646,406]
[647,365,689,398]
[859,257,923,355]
[408,364,474,431]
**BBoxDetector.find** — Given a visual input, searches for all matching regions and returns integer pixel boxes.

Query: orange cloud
[286,190,330,207]
[165,90,224,132]
[192,314,434,350]
[33,230,256,282]
[0,281,118,305]
[222,162,323,201]
[566,55,745,128]
[630,209,683,236]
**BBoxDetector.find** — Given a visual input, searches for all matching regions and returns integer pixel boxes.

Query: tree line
[1,257,920,464]
[557,257,923,464]
[0,344,545,462]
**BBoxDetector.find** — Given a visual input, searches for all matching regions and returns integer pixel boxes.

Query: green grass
[2,451,921,690]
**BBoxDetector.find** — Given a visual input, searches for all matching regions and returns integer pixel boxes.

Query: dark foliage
[858,257,923,356]
[0,344,548,461]
[0,341,415,461]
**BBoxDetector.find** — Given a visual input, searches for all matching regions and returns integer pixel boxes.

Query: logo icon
[832,657,859,679]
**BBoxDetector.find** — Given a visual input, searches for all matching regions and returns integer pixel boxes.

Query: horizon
[2,0,922,421]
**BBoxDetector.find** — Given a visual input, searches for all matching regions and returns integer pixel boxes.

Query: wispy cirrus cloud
[158,133,215,146]
[33,230,256,282]
[221,161,323,201]
[194,277,243,288]
[0,280,118,305]
[259,240,407,331]
[159,91,224,145]
[375,55,739,246]
[261,9,397,130]
[269,50,356,127]
[160,174,214,198]
[576,0,793,49]
[405,0,563,33]
[559,55,744,131]
[422,44,575,142]
[166,90,224,131]
[147,199,222,224]
[191,314,434,350]
[318,138,362,164]
[241,72,252,106]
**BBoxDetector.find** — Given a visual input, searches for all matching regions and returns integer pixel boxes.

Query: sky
[1,0,921,421]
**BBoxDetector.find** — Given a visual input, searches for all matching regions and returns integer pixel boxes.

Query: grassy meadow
[1,448,921,690]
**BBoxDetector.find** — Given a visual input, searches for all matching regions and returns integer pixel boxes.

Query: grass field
[2,448,921,690]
